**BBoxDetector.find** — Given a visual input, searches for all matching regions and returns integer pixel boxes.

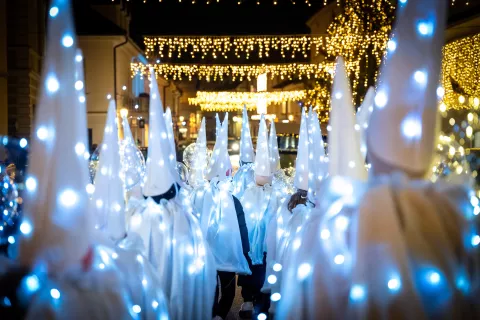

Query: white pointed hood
[19,0,91,272]
[254,114,271,178]
[192,117,208,184]
[143,70,179,196]
[92,100,125,241]
[215,113,221,138]
[164,107,177,163]
[294,108,309,191]
[240,106,255,164]
[367,0,447,177]
[121,114,134,144]
[206,113,232,180]
[269,120,281,173]
[328,57,367,181]
[356,87,375,160]
[308,107,327,195]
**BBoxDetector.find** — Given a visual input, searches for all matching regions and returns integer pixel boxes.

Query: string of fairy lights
[130,0,472,6]
[134,0,332,5]
[440,33,480,111]
[198,103,257,112]
[144,35,329,60]
[188,90,309,111]
[131,62,344,81]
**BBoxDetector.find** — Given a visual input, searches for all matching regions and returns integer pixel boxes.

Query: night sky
[89,0,333,39]
[85,0,480,49]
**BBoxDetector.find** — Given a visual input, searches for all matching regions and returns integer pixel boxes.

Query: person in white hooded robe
[265,58,368,318]
[355,87,375,162]
[191,114,251,320]
[276,1,480,319]
[0,1,169,318]
[269,119,292,195]
[119,111,146,201]
[238,114,282,319]
[124,69,216,320]
[233,106,256,198]
[187,117,209,189]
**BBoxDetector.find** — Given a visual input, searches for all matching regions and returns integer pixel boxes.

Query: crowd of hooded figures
[0,0,478,319]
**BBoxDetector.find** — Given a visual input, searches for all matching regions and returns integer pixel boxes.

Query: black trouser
[213,271,237,319]
[238,253,270,318]
[239,264,265,302]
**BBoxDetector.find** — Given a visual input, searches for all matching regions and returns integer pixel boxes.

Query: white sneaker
[212,316,223,320]
[239,302,254,318]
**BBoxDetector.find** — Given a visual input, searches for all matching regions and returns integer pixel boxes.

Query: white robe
[0,244,170,320]
[262,201,311,291]
[276,173,480,319]
[241,184,282,265]
[124,195,216,320]
[191,178,251,274]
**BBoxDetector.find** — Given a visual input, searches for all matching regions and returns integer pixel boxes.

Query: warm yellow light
[439,103,447,112]
[131,62,348,82]
[251,114,276,121]
[474,97,480,108]
[440,33,480,111]
[188,90,309,112]
[449,146,456,156]
[466,126,473,138]
[468,113,474,122]
[120,108,128,118]
[179,116,185,122]
[288,115,294,121]
[257,73,267,92]
[449,118,455,126]
[144,35,329,61]
[456,166,463,175]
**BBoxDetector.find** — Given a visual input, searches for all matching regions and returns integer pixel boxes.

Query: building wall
[0,0,8,135]
[6,0,46,138]
[78,36,143,147]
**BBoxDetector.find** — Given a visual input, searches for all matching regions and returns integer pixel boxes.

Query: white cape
[262,201,311,291]
[191,178,251,274]
[276,174,480,319]
[124,195,216,320]
[0,243,170,320]
[241,184,281,265]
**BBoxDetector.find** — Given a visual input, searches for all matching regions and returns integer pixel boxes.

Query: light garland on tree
[144,35,329,60]
[440,33,480,111]
[321,0,394,103]
[131,62,343,81]
[305,79,331,122]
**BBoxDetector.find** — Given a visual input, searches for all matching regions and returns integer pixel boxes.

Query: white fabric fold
[241,184,281,265]
[191,178,251,274]
[125,195,217,320]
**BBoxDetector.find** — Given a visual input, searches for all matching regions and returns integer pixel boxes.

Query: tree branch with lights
[306,0,395,115]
